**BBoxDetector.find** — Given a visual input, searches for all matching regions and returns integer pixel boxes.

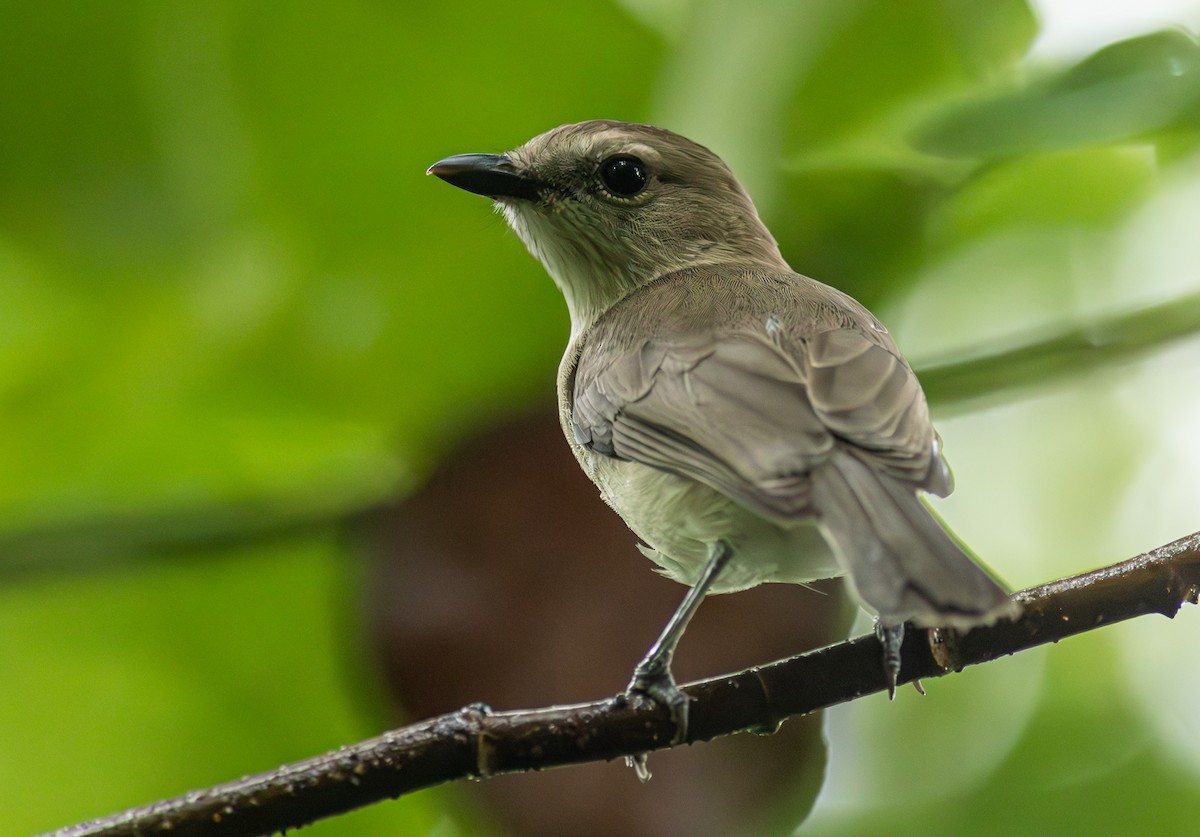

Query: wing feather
[570,272,948,519]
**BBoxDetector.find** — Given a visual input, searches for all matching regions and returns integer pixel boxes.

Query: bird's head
[430,120,787,333]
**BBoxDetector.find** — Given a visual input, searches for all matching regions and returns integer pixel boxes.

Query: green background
[2,2,1199,834]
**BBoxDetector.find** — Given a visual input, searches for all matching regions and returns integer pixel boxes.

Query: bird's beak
[427,153,545,201]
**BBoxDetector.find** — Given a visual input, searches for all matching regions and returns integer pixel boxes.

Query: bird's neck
[502,204,788,338]
[561,247,790,338]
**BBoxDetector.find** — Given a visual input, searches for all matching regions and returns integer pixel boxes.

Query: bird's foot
[624,753,652,783]
[875,620,905,699]
[625,656,690,746]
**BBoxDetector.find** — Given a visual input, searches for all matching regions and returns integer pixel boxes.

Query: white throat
[501,202,644,337]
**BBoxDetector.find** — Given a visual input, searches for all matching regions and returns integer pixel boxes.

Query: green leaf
[783,0,1037,150]
[929,145,1158,245]
[913,29,1200,158]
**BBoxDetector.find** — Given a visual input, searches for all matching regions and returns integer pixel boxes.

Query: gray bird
[429,120,1018,740]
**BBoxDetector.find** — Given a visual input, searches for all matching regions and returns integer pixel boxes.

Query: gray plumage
[565,261,1012,627]
[431,120,1017,661]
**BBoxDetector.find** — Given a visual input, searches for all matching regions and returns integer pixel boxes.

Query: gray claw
[627,659,690,745]
[625,753,653,782]
[875,620,905,700]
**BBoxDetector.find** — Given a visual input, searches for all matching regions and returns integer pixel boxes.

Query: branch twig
[920,288,1200,413]
[49,530,1200,837]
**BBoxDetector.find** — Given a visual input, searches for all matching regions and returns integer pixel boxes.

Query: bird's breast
[579,451,839,593]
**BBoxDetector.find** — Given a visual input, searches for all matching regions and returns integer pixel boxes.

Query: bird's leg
[875,619,904,699]
[626,540,731,745]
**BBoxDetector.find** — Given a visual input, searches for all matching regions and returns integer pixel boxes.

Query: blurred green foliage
[2,1,1199,834]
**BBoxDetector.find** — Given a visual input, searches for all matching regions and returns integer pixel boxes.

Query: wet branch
[49,530,1200,837]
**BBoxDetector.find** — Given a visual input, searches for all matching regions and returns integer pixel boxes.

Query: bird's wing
[803,326,949,493]
[572,319,947,522]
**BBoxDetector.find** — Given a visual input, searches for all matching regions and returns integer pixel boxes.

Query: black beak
[427,153,544,201]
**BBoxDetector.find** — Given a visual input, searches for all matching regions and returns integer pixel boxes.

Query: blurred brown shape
[362,409,852,837]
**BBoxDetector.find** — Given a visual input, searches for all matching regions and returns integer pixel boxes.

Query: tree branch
[48,530,1200,837]
[920,288,1200,414]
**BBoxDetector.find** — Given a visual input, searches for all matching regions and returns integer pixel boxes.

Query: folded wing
[572,321,947,522]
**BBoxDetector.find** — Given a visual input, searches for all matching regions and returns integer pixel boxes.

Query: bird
[428,120,1019,742]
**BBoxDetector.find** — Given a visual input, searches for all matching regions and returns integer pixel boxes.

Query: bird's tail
[813,449,1019,629]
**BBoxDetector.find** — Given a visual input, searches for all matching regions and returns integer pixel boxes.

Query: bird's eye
[599,155,648,197]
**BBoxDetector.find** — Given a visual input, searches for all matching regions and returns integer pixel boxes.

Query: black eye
[599,155,648,197]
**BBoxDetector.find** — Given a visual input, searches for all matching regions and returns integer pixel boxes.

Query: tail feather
[813,449,1019,629]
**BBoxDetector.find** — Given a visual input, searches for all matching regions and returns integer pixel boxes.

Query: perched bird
[428,121,1018,740]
